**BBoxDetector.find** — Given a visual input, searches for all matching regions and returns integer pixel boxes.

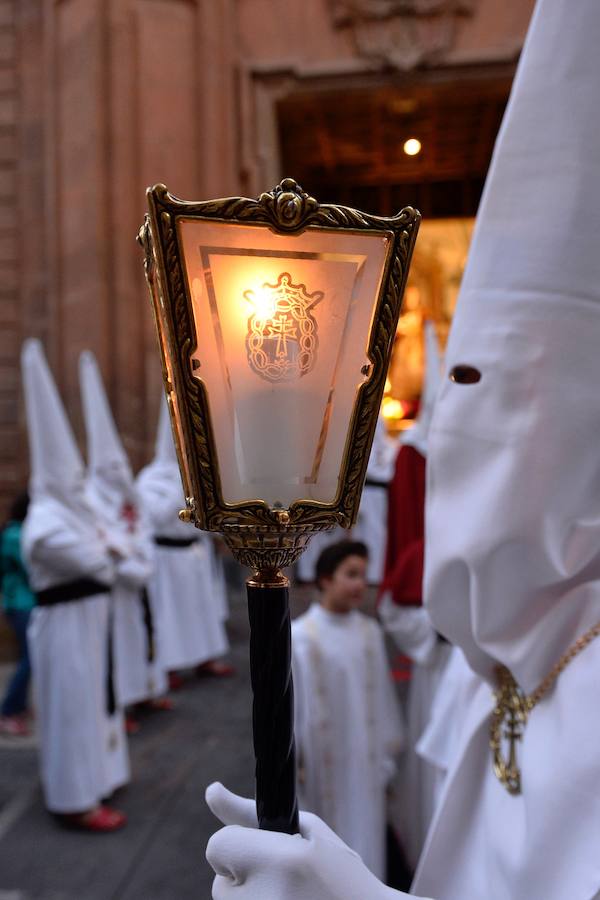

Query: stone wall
[0,0,19,515]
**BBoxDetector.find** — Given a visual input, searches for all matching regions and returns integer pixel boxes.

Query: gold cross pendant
[490,665,530,795]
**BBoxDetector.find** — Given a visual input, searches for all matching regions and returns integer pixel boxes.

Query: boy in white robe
[136,400,231,682]
[79,351,169,722]
[292,540,403,881]
[21,340,129,831]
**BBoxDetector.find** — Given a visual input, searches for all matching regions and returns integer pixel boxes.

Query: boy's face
[321,554,368,613]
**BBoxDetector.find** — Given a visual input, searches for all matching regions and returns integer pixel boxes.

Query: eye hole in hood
[449,365,481,384]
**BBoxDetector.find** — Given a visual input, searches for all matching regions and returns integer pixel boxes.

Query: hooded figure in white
[296,415,396,585]
[204,2,600,898]
[379,321,452,869]
[352,416,398,584]
[79,351,167,708]
[136,399,229,672]
[21,339,129,816]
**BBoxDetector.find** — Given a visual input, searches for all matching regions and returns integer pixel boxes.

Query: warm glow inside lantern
[180,219,390,507]
[139,179,420,569]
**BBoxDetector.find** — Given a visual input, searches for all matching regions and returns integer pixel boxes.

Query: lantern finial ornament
[139,178,420,835]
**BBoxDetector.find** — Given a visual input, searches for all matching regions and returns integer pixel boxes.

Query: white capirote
[137,400,229,670]
[21,339,129,812]
[79,350,166,705]
[414,0,600,897]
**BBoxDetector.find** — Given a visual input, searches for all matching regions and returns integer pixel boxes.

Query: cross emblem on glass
[244,272,323,383]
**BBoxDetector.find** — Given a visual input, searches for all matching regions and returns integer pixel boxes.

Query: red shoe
[168,672,185,691]
[59,805,127,832]
[125,716,140,735]
[0,716,31,737]
[196,660,236,678]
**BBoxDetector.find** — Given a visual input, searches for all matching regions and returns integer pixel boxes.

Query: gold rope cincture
[490,620,600,795]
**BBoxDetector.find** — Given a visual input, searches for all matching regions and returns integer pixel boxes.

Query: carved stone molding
[329,0,477,71]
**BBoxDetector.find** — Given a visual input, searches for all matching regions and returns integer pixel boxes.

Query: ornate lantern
[139,178,420,834]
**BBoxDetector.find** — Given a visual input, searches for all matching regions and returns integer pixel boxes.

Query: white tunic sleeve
[379,596,440,666]
[28,528,116,587]
[291,626,310,775]
[372,623,405,782]
[115,531,155,589]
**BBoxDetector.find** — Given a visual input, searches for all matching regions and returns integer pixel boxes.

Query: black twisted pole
[247,570,299,834]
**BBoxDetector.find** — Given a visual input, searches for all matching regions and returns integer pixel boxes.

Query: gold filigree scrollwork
[245,272,323,383]
[142,178,420,540]
[137,215,154,282]
[220,522,336,571]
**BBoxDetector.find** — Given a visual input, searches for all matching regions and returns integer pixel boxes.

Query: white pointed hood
[401,321,442,458]
[79,350,134,511]
[425,0,600,692]
[413,7,600,899]
[21,338,86,506]
[136,396,189,538]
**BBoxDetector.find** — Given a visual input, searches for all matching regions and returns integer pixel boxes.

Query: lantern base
[221,522,334,571]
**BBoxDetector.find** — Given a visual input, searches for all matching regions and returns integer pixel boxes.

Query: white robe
[352,485,388,584]
[136,464,229,670]
[206,535,229,623]
[87,487,168,707]
[379,599,451,870]
[414,3,600,895]
[23,498,130,812]
[416,646,482,809]
[292,604,404,881]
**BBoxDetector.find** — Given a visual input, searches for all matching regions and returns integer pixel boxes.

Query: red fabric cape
[380,443,426,606]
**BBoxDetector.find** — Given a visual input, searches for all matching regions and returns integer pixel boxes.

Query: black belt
[365,478,389,490]
[106,603,116,716]
[139,587,155,663]
[36,578,111,606]
[36,577,115,716]
[155,535,199,548]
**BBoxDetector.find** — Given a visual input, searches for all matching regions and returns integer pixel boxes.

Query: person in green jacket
[0,491,35,737]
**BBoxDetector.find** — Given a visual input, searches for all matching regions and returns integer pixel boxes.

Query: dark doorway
[277,75,511,218]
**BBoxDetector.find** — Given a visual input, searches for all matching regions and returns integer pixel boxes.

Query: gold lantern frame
[138,178,420,572]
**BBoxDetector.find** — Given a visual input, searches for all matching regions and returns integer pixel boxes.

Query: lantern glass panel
[178,218,392,508]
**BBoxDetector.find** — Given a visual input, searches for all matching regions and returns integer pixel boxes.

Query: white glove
[378,595,440,666]
[205,782,432,900]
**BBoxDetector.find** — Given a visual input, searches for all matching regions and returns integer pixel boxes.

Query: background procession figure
[292,540,404,882]
[20,339,129,832]
[296,414,397,585]
[0,490,35,737]
[136,399,233,687]
[79,351,170,729]
[205,0,600,897]
[379,320,451,868]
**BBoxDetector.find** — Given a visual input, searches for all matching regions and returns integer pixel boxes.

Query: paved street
[0,572,314,900]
